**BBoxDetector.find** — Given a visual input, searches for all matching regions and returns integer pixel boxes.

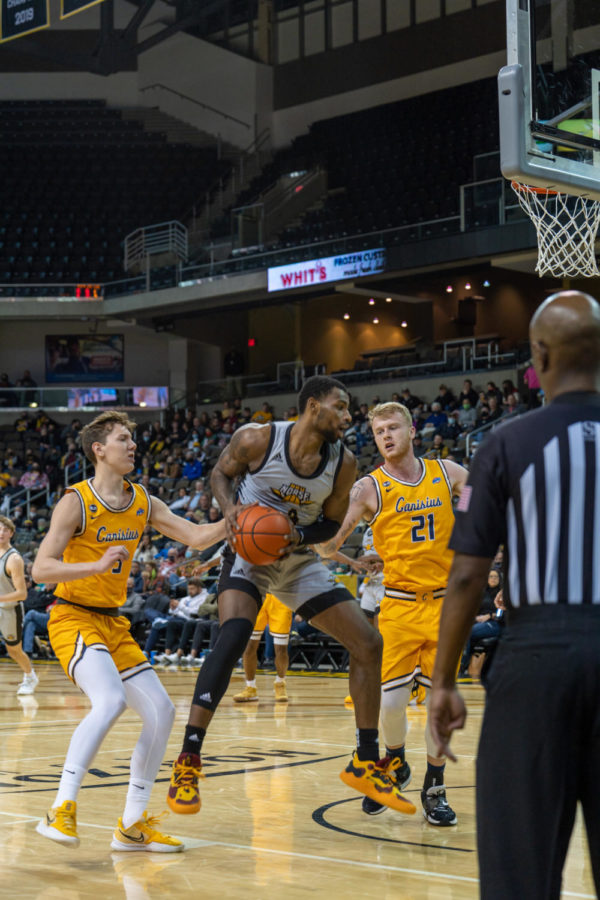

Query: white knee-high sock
[121,669,175,828]
[53,649,127,807]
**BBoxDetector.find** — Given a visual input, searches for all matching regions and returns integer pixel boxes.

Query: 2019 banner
[0,0,48,43]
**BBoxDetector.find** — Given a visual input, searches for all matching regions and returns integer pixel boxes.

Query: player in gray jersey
[0,515,38,695]
[167,376,417,819]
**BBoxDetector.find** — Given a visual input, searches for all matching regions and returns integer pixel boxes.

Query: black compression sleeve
[295,518,340,546]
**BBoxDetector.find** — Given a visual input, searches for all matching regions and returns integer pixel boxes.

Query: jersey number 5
[411,513,435,543]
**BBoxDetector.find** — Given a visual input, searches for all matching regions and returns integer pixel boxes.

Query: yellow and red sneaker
[340,752,416,815]
[166,752,203,814]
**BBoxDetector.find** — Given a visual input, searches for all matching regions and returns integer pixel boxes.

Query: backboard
[499,0,600,200]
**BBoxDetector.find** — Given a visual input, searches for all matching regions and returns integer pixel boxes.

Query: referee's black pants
[476,606,600,900]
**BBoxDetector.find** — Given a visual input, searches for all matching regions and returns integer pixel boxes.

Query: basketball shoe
[167,752,203,814]
[233,685,258,703]
[421,785,457,826]
[36,800,79,847]
[362,756,412,815]
[274,681,288,703]
[343,695,354,708]
[340,753,416,815]
[17,670,38,695]
[111,812,184,852]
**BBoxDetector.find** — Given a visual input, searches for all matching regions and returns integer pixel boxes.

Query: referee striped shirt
[449,391,600,608]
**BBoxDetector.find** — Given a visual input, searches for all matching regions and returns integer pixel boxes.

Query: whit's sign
[267,248,386,293]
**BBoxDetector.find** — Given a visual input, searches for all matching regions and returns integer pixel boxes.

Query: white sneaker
[17,670,39,696]
[167,653,180,664]
[155,653,171,665]
[190,657,203,668]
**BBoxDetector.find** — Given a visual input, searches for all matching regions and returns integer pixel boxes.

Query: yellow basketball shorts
[379,591,445,691]
[252,593,293,644]
[48,603,151,683]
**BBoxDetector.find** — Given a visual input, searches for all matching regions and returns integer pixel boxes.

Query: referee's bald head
[530,290,600,379]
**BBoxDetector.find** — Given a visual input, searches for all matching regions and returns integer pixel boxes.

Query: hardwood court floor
[0,659,594,899]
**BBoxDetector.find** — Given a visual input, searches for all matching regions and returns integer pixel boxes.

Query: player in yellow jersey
[318,401,467,825]
[32,411,226,852]
[233,593,293,703]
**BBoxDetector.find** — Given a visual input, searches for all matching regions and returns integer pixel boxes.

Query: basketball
[233,504,292,566]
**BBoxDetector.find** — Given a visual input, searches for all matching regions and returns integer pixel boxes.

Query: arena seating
[0,100,229,291]
[210,76,500,247]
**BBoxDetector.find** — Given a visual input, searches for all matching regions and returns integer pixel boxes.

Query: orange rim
[511,181,559,196]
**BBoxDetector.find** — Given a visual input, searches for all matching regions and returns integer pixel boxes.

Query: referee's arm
[429,553,492,760]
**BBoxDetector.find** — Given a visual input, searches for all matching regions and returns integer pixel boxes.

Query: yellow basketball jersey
[368,459,455,593]
[55,478,151,610]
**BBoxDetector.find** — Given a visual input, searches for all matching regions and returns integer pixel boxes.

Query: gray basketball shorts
[0,601,24,646]
[219,545,352,617]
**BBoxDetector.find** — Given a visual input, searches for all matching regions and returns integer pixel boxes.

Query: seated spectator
[169,487,190,514]
[19,463,49,492]
[400,388,420,411]
[459,569,504,676]
[133,532,155,563]
[476,405,491,428]
[434,384,456,411]
[422,402,446,431]
[476,390,488,412]
[457,378,478,408]
[487,395,503,423]
[486,381,503,405]
[187,481,206,512]
[120,576,145,622]
[501,379,519,406]
[0,474,21,514]
[251,402,273,424]
[441,410,463,442]
[412,434,426,458]
[458,400,477,431]
[22,583,57,658]
[423,433,449,460]
[129,560,144,593]
[143,587,177,655]
[182,451,204,481]
[157,578,219,665]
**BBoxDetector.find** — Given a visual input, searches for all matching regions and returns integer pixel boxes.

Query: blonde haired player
[318,401,467,825]
[0,515,38,696]
[32,411,226,851]
[233,593,292,704]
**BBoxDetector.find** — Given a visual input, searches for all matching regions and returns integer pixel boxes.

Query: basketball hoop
[511,182,600,278]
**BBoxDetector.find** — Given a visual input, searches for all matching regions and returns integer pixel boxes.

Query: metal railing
[465,409,522,459]
[124,220,188,272]
[140,83,252,130]
[1,482,52,519]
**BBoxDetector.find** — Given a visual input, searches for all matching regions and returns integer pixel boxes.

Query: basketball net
[511,181,600,278]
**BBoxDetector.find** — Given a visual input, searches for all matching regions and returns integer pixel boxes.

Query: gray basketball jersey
[0,548,19,609]
[237,422,344,527]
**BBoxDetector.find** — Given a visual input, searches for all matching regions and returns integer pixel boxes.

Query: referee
[429,290,600,900]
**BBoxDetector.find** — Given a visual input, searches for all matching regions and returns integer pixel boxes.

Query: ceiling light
[465,282,471,290]
[483,279,491,287]
[446,285,453,293]
[385,297,392,303]
[373,317,379,324]
[368,298,375,305]
[343,313,350,320]
[401,320,407,328]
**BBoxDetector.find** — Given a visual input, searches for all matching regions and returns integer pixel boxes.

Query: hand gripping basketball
[233,504,293,566]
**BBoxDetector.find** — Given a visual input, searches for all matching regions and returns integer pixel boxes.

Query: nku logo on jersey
[271,483,312,505]
[395,496,442,513]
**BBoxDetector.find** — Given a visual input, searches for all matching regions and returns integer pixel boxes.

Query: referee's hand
[428,686,467,762]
